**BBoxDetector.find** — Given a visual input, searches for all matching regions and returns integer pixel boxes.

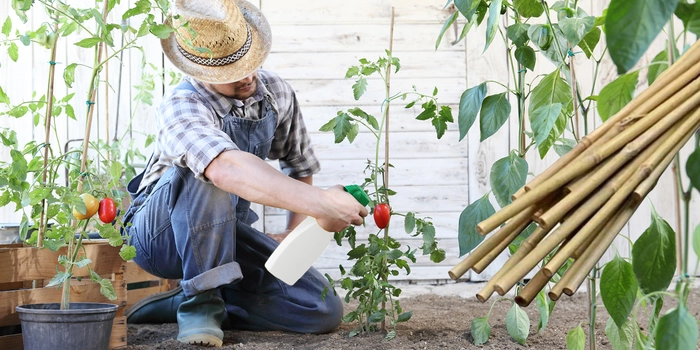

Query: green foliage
[654,305,699,349]
[470,316,491,345]
[600,255,638,327]
[606,0,679,74]
[506,303,529,345]
[597,71,639,122]
[457,193,495,256]
[322,55,447,338]
[632,209,677,294]
[566,325,585,350]
[605,316,636,350]
[489,150,528,208]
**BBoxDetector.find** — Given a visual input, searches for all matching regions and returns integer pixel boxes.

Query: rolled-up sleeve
[157,92,238,182]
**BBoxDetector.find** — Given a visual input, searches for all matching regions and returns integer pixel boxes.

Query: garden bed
[125,283,700,349]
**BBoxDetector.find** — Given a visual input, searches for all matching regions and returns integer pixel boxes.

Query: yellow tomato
[73,193,99,220]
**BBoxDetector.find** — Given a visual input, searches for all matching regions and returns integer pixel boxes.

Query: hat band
[176,24,252,67]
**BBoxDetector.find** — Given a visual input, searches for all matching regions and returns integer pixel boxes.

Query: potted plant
[0,0,171,348]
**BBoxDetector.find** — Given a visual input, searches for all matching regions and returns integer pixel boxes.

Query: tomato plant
[373,203,390,229]
[73,193,99,220]
[98,198,117,223]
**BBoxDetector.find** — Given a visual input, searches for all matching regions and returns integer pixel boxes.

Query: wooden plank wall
[1,0,698,285]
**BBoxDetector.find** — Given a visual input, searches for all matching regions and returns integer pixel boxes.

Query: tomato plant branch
[38,0,97,38]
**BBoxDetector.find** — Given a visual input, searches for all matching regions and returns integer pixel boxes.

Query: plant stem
[38,20,60,247]
[588,265,597,350]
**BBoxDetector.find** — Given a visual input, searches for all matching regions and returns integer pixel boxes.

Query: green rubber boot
[176,289,226,347]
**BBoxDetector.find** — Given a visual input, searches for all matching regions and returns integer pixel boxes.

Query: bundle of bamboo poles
[449,40,700,307]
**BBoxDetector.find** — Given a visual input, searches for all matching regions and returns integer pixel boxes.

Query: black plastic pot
[15,302,118,350]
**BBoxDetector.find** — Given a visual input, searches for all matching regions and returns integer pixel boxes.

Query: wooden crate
[0,243,127,349]
[124,261,178,312]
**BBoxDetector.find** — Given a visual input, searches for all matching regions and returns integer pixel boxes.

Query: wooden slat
[126,286,164,311]
[124,261,161,284]
[0,245,125,284]
[109,316,127,349]
[0,334,22,350]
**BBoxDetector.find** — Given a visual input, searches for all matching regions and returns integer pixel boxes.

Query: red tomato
[73,193,99,220]
[98,198,117,223]
[373,203,391,229]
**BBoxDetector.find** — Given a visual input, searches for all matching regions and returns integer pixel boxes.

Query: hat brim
[161,0,271,84]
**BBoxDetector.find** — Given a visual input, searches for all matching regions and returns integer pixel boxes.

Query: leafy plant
[321,51,448,339]
[441,0,700,347]
[0,0,171,310]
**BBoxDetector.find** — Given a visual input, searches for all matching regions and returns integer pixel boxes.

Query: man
[122,0,368,347]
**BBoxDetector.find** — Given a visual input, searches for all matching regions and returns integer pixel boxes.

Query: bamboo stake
[471,218,531,274]
[514,269,551,307]
[449,205,536,279]
[542,110,700,277]
[547,201,632,301]
[523,41,700,193]
[475,224,555,302]
[479,77,700,236]
[538,121,666,229]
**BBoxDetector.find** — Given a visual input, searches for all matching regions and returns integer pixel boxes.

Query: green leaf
[65,104,76,120]
[123,0,151,20]
[528,24,553,51]
[515,46,536,71]
[458,193,495,256]
[647,50,668,86]
[8,42,18,62]
[352,77,367,100]
[422,224,436,255]
[0,85,9,104]
[348,107,379,130]
[99,278,117,301]
[404,212,416,233]
[507,23,531,47]
[566,325,586,350]
[1,16,11,36]
[120,244,136,261]
[74,37,102,48]
[605,317,635,350]
[436,11,459,50]
[531,103,562,148]
[559,16,595,47]
[479,92,511,141]
[368,310,386,323]
[46,271,71,288]
[430,248,446,263]
[149,24,173,39]
[64,63,78,88]
[600,255,638,327]
[597,71,639,122]
[345,66,359,78]
[483,0,502,52]
[606,0,678,74]
[528,69,572,121]
[513,0,544,18]
[506,303,529,345]
[454,0,479,17]
[632,209,676,295]
[535,290,550,332]
[675,1,700,36]
[490,151,528,208]
[655,305,699,350]
[458,83,487,141]
[110,161,123,181]
[471,316,491,345]
[397,311,413,323]
[685,148,700,193]
[578,26,601,59]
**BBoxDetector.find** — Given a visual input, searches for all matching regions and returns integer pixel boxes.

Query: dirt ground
[125,283,700,350]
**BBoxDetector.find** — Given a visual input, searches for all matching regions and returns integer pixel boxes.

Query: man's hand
[315,185,368,232]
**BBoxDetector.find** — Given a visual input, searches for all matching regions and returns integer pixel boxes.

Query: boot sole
[177,333,223,347]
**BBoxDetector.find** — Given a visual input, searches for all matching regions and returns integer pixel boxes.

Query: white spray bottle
[265,185,370,285]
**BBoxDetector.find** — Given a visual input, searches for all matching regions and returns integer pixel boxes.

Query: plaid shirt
[138,70,320,192]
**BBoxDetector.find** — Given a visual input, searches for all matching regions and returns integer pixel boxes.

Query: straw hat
[161,0,271,84]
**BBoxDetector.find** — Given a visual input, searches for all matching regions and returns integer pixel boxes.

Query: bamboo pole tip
[514,295,532,307]
[447,269,462,280]
[548,291,561,301]
[475,292,489,303]
[563,287,576,296]
[475,224,487,236]
[541,267,555,279]
[471,265,485,274]
[493,285,507,296]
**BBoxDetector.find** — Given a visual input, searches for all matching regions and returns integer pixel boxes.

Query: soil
[125,282,700,350]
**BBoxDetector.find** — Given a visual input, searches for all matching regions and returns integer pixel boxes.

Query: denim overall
[123,80,342,333]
